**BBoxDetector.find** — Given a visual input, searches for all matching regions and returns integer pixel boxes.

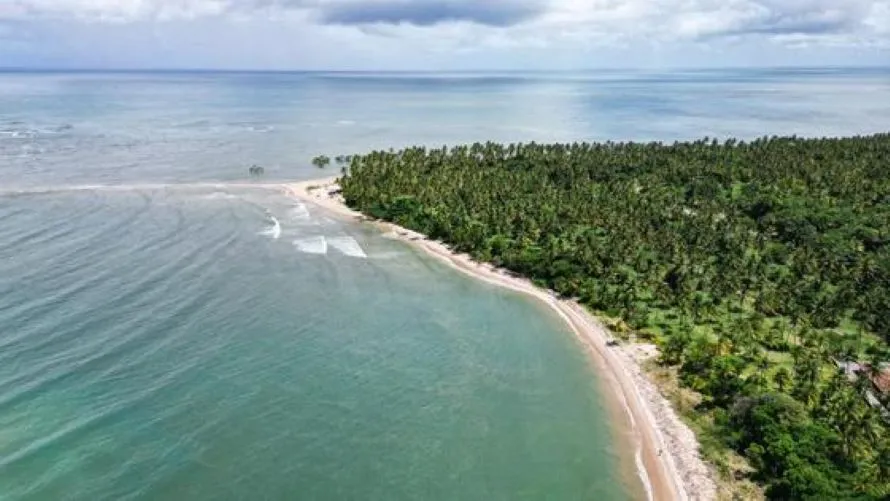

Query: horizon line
[1,64,889,74]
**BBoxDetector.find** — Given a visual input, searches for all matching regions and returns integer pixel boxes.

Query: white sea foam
[259,216,282,240]
[288,203,310,221]
[293,236,327,255]
[327,236,367,258]
[0,124,72,139]
[367,251,405,260]
[201,192,240,200]
[336,120,356,125]
[0,182,285,197]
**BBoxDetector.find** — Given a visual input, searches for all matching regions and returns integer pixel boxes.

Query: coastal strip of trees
[336,134,890,499]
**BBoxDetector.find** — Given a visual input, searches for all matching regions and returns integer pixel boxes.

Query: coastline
[284,177,717,501]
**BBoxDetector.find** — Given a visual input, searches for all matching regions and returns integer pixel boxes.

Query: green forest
[336,134,890,500]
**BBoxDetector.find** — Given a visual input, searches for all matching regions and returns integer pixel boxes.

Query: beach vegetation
[337,134,890,499]
[312,155,331,168]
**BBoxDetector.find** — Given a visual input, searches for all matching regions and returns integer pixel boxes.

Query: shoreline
[284,177,716,501]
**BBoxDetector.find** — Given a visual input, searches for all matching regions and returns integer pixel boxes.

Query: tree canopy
[337,134,890,499]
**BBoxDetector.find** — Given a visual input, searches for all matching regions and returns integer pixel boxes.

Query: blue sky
[1,0,888,70]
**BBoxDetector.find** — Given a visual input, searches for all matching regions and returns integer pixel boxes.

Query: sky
[0,0,888,70]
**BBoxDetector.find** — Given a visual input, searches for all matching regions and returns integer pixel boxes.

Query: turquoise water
[0,186,627,500]
[2,69,890,500]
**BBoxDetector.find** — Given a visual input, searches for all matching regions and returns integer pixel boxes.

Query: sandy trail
[284,177,716,501]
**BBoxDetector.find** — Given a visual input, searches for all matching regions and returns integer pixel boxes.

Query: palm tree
[774,367,792,392]
[312,155,331,169]
[333,133,890,493]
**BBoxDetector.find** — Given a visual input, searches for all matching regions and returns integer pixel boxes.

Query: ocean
[1,68,889,500]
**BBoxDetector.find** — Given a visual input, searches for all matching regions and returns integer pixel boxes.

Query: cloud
[540,0,888,47]
[0,0,888,69]
[1,0,231,22]
[2,0,885,37]
[866,1,890,34]
[680,0,871,39]
[0,0,545,26]
[315,0,544,27]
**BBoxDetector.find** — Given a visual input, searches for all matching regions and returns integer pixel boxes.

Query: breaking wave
[327,236,367,258]
[259,215,282,240]
[288,203,311,221]
[293,236,327,255]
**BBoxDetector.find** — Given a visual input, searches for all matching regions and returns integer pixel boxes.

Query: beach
[285,177,717,501]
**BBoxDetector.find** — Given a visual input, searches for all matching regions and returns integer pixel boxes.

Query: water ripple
[0,216,239,368]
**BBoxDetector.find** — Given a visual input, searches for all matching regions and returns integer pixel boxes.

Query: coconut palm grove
[335,134,890,499]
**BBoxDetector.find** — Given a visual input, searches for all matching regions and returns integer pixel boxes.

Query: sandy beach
[285,177,716,501]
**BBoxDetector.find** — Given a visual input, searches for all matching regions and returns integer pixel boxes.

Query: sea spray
[260,215,282,240]
[293,235,327,254]
[327,236,367,258]
[288,203,311,221]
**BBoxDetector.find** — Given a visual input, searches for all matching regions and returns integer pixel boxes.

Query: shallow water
[0,184,630,500]
[1,68,889,500]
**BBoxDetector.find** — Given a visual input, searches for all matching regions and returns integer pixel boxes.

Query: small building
[870,365,890,395]
[835,360,863,380]
[834,359,890,417]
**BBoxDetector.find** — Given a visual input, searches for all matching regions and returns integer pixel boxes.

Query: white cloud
[541,0,885,43]
[866,0,890,34]
[1,0,888,68]
[4,0,231,21]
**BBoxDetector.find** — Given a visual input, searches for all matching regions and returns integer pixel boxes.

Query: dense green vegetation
[338,135,890,499]
[311,155,331,168]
